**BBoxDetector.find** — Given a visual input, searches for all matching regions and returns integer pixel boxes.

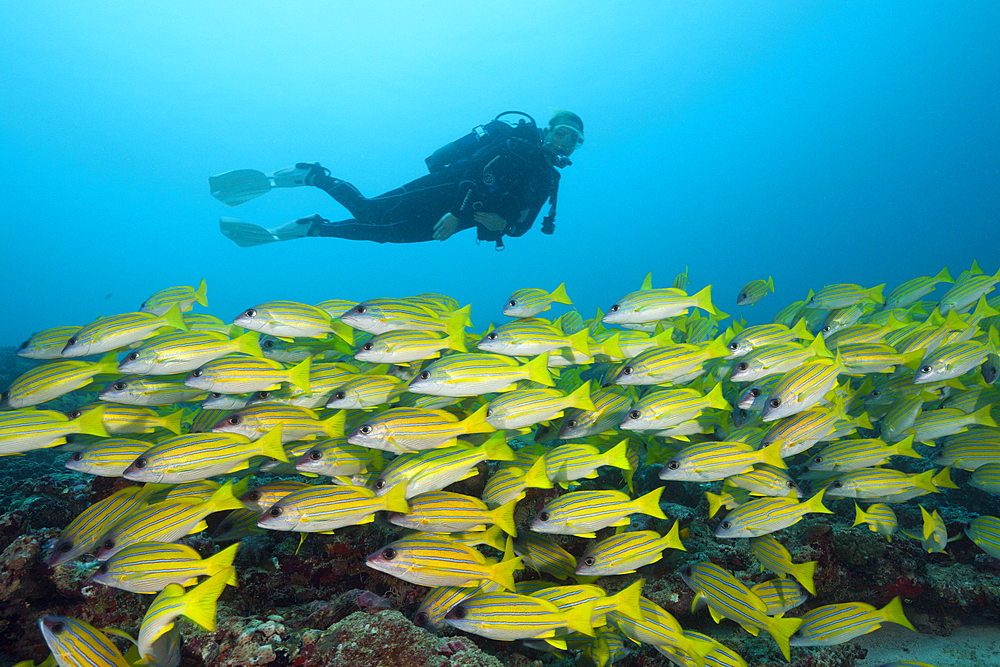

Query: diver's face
[544,125,581,156]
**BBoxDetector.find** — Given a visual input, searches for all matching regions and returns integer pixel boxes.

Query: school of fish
[4,262,1000,667]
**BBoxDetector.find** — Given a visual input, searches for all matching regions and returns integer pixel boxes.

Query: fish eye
[813,456,822,464]
[362,342,373,351]
[354,306,367,314]
[269,507,283,517]
[126,351,139,361]
[870,390,881,398]
[749,388,760,398]
[58,541,72,553]
[102,539,115,550]
[769,398,781,408]
[539,512,550,522]
[67,337,78,345]
[308,450,322,461]
[244,308,257,318]
[263,340,274,349]
[113,382,127,391]
[920,365,932,374]
[374,479,386,490]
[668,461,679,470]
[737,362,748,371]
[227,416,241,425]
[414,612,428,625]
[610,305,620,312]
[248,491,261,501]
[381,547,397,560]
[507,299,517,307]
[211,392,222,398]
[566,419,577,428]
[51,622,65,635]
[583,557,595,566]
[67,409,82,419]
[822,326,832,333]
[359,425,372,435]
[739,293,747,300]
[334,391,346,400]
[134,458,147,469]
[628,410,641,420]
[622,366,633,375]
[71,452,82,461]
[485,409,493,417]
[97,563,108,574]
[191,370,203,378]
[452,606,467,619]
[721,521,731,529]
[419,371,430,380]
[832,481,842,488]
[786,481,795,488]
[258,391,271,399]
[728,342,740,350]
[486,332,498,340]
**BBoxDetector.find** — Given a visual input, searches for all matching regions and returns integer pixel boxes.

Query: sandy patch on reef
[854,620,1000,666]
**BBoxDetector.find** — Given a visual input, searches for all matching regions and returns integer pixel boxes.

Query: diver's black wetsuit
[305,118,561,247]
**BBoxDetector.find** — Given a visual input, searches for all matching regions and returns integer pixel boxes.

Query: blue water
[2,1,997,342]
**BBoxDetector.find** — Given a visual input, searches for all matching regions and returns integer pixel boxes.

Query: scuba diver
[211,110,583,250]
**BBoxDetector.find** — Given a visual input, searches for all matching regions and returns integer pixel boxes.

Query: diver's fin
[209,165,314,206]
[219,217,279,247]
[210,170,273,206]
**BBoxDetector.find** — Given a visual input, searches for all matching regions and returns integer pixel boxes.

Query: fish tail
[934,267,954,284]
[894,435,921,459]
[804,490,833,515]
[932,466,959,489]
[287,356,312,392]
[768,616,802,661]
[460,404,496,435]
[491,499,518,537]
[206,480,246,514]
[204,544,240,585]
[566,328,591,356]
[322,410,347,438]
[611,578,645,621]
[706,491,726,519]
[482,431,515,461]
[635,486,667,520]
[77,406,110,438]
[193,278,208,306]
[235,330,264,358]
[792,560,817,596]
[256,425,288,462]
[179,567,233,631]
[663,519,686,551]
[705,383,730,411]
[381,481,410,514]
[162,303,189,331]
[601,439,631,472]
[564,600,596,636]
[972,404,997,428]
[523,352,554,386]
[600,332,625,360]
[880,595,915,631]
[852,503,869,528]
[550,282,573,305]
[479,524,507,552]
[912,469,938,493]
[161,409,184,435]
[445,326,467,353]
[489,554,522,591]
[867,284,886,304]
[790,317,815,341]
[760,440,787,469]
[565,380,595,412]
[899,348,925,372]
[522,456,553,490]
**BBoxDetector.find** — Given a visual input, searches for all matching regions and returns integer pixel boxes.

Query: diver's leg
[296,163,370,216]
